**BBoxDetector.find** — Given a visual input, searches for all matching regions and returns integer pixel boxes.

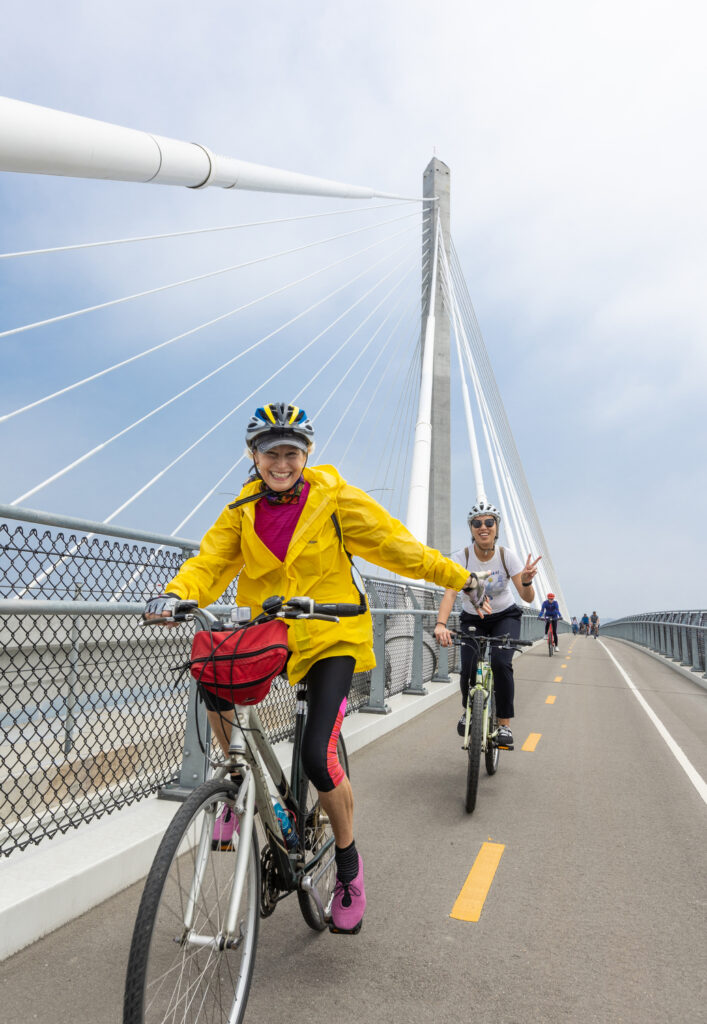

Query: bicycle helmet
[467,501,501,526]
[547,593,555,600]
[245,402,314,453]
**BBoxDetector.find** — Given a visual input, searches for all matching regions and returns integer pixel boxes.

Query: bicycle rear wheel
[485,690,499,776]
[124,778,260,1024]
[296,735,348,930]
[465,689,484,814]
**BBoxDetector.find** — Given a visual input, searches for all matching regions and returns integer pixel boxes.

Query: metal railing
[601,609,707,678]
[0,504,544,857]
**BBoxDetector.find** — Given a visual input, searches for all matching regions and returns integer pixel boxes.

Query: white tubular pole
[440,245,486,504]
[405,217,440,542]
[0,97,419,200]
[448,281,485,503]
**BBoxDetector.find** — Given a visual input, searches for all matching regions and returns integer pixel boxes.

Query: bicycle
[123,595,360,1024]
[452,629,532,813]
[542,617,558,657]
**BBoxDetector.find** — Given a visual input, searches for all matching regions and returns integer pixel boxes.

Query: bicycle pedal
[328,920,363,935]
[496,743,514,751]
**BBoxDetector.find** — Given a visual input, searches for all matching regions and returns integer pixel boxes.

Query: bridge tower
[422,158,451,553]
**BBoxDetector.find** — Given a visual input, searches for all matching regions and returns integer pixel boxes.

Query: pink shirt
[253,482,310,561]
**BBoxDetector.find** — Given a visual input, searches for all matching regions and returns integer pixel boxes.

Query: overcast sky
[1,0,705,618]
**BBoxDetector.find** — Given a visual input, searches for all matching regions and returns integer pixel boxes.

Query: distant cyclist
[571,615,579,635]
[144,401,487,934]
[539,593,562,649]
[590,610,600,638]
[434,500,541,752]
[580,612,590,635]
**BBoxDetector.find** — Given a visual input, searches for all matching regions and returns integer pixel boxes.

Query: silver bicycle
[123,596,356,1024]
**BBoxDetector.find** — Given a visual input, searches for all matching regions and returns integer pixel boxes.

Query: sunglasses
[470,517,497,529]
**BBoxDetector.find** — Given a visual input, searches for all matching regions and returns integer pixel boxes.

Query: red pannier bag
[189,619,289,706]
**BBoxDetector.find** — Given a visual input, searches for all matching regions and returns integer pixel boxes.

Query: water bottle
[271,798,297,849]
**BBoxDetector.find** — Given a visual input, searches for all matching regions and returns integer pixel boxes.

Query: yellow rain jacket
[166,465,469,686]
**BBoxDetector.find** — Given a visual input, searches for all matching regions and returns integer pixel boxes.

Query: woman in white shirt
[434,501,541,750]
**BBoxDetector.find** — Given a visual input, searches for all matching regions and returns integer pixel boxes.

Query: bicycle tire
[465,689,484,814]
[485,689,499,776]
[548,635,554,656]
[296,734,348,930]
[124,778,260,1024]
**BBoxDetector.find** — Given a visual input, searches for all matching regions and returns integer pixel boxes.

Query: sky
[1,0,705,618]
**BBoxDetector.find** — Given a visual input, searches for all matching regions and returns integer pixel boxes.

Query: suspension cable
[11,236,418,507]
[337,287,426,465]
[0,210,422,341]
[100,254,418,525]
[0,221,420,425]
[168,259,420,534]
[0,201,419,260]
[314,271,419,460]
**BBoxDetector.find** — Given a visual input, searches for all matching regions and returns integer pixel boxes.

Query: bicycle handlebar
[142,594,366,629]
[450,629,532,650]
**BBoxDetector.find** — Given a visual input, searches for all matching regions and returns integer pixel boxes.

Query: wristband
[521,579,532,586]
[435,621,448,628]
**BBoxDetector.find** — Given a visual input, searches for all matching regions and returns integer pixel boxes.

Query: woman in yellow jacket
[145,401,487,933]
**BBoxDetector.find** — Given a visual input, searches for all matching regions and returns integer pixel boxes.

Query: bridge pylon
[422,158,451,553]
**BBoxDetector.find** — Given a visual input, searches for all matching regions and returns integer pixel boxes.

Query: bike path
[1,636,705,1023]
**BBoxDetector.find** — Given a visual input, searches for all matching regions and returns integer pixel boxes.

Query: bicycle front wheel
[296,734,349,930]
[124,779,260,1024]
[465,689,484,814]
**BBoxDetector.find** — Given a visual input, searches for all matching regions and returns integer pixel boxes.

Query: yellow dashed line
[546,695,556,704]
[450,842,505,922]
[554,676,563,683]
[561,663,567,668]
[522,733,542,751]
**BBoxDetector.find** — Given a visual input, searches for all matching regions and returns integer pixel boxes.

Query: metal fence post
[679,615,691,666]
[432,639,450,681]
[361,610,390,714]
[159,675,210,801]
[689,617,701,672]
[403,613,427,696]
[63,585,82,755]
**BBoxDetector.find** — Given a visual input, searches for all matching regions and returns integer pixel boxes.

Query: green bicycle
[453,630,531,813]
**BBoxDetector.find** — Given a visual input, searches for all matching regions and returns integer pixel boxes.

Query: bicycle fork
[181,713,258,952]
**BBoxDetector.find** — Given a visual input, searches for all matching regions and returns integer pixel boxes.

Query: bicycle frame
[180,691,336,950]
[461,640,495,754]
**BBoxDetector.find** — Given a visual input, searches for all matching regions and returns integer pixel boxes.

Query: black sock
[335,840,359,883]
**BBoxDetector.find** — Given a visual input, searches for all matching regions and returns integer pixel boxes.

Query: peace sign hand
[520,554,542,586]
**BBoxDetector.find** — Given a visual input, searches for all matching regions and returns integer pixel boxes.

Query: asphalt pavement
[2,634,705,1023]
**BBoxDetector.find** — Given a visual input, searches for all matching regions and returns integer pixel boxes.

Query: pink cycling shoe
[329,854,366,934]
[211,804,239,851]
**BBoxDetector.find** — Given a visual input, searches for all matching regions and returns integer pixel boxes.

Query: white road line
[600,640,707,807]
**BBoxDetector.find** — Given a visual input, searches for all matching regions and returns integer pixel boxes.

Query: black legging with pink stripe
[300,655,353,792]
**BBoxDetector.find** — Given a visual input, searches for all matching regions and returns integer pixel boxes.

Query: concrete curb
[0,677,459,961]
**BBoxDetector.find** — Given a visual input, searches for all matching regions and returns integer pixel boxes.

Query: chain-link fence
[1,504,541,857]
[601,610,707,677]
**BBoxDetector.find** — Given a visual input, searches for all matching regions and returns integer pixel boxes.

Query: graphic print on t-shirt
[483,570,509,600]
[450,544,523,616]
